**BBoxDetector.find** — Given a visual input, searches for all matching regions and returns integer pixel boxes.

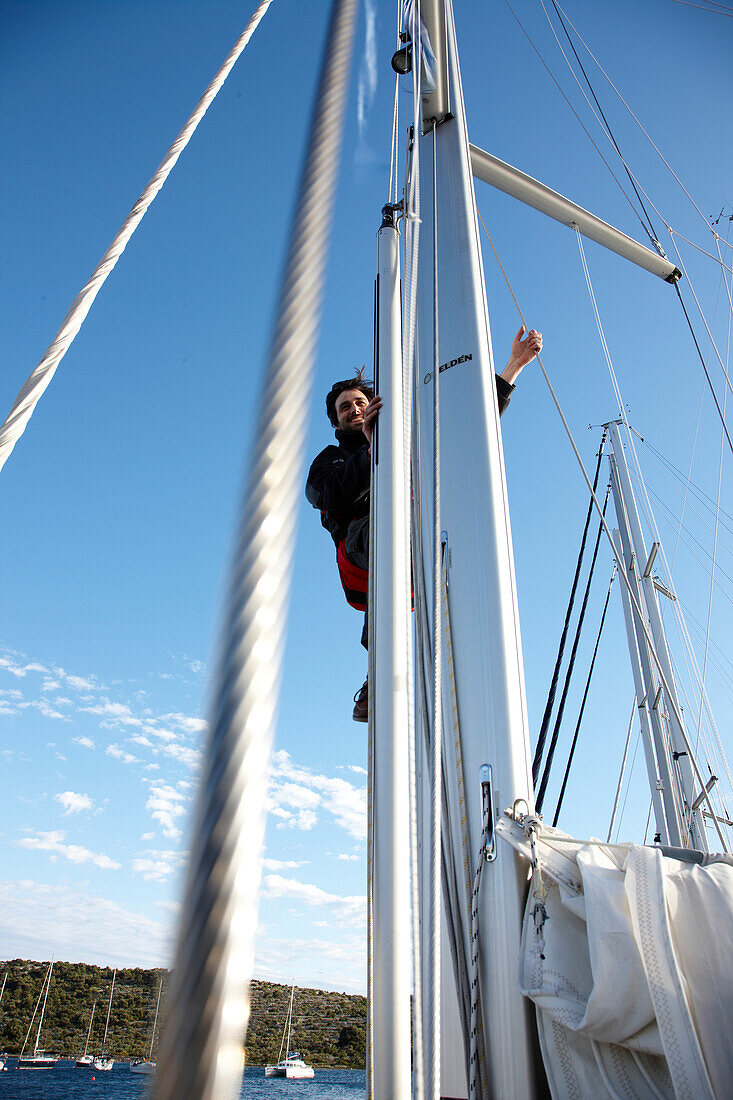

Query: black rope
[673,282,733,458]
[536,487,610,813]
[549,0,661,250]
[552,568,616,826]
[532,431,606,784]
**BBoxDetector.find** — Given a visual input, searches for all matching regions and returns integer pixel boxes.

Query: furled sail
[499,813,733,1099]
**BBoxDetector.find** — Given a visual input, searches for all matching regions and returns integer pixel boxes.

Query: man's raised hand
[362,395,382,447]
[501,325,543,384]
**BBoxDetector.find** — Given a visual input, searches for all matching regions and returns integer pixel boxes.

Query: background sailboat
[264,983,315,1079]
[130,978,162,1075]
[75,1000,96,1067]
[18,960,58,1069]
[92,969,116,1072]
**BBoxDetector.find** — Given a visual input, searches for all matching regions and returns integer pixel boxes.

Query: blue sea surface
[0,1062,365,1099]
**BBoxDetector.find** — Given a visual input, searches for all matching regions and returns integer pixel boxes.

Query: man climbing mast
[306,325,542,721]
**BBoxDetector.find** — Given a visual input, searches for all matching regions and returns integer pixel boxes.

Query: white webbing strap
[0,0,274,475]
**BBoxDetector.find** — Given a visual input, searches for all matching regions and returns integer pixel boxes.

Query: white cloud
[73,735,96,749]
[161,742,202,770]
[270,751,366,839]
[54,791,94,815]
[36,700,70,721]
[270,805,318,832]
[253,931,366,992]
[278,783,320,810]
[0,655,48,678]
[357,0,378,138]
[146,783,187,839]
[131,849,186,883]
[0,879,172,967]
[262,858,309,871]
[83,699,143,727]
[156,899,181,915]
[336,853,359,862]
[162,712,207,734]
[18,830,120,870]
[146,725,178,743]
[64,673,97,692]
[262,874,365,926]
[106,743,139,765]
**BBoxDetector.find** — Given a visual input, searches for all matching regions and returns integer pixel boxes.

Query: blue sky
[1,0,731,995]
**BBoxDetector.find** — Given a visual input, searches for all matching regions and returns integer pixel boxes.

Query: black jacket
[306,373,515,548]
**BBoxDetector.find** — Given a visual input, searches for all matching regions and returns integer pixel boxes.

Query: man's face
[335,388,369,432]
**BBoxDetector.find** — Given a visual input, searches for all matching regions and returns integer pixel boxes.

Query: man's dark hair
[325,368,374,427]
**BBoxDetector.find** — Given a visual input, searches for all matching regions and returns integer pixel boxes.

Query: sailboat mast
[149,980,162,1062]
[285,983,294,1058]
[607,420,706,850]
[411,2,542,1095]
[369,204,412,1100]
[101,969,116,1054]
[34,959,54,1056]
[612,528,673,843]
[82,1002,96,1058]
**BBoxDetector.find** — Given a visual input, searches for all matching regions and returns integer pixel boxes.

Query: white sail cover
[498,816,733,1099]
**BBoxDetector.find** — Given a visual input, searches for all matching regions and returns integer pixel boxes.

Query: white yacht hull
[18,1055,58,1069]
[264,1063,314,1079]
[130,1059,156,1075]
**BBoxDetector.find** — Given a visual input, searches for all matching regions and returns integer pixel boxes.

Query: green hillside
[0,960,366,1068]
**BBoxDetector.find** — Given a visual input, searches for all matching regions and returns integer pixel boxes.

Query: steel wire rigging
[531,435,607,787]
[519,0,733,452]
[477,212,728,848]
[552,567,617,826]
[536,486,611,813]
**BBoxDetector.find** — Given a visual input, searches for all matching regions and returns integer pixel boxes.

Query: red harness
[336,539,368,611]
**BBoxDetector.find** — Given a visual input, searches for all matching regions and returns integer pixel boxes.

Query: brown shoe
[352,678,368,723]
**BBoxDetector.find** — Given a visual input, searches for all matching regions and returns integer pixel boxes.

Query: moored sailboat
[264,984,314,1080]
[75,1000,96,1067]
[0,972,6,1071]
[130,977,162,1075]
[92,969,116,1072]
[18,960,58,1069]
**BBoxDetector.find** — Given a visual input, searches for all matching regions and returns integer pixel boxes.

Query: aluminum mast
[607,420,706,850]
[369,205,412,1100]
[414,2,542,1095]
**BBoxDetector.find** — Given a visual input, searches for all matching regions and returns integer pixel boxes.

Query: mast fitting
[380,201,403,229]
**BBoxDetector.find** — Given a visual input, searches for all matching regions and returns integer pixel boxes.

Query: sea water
[0,1062,366,1099]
